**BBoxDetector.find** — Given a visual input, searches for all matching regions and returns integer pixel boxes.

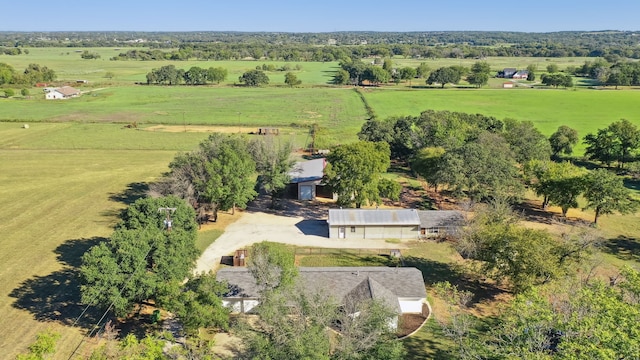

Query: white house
[216,267,428,330]
[45,86,81,100]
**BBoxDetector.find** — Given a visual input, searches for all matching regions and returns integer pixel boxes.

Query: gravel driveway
[194,200,407,274]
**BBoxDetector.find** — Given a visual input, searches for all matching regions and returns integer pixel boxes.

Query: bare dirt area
[143,125,258,133]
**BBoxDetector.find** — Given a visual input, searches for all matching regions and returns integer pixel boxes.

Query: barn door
[338,226,346,239]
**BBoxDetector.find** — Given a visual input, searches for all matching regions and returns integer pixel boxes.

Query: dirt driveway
[194,199,407,274]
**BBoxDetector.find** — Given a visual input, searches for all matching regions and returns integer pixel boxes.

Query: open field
[0,47,339,85]
[0,148,177,358]
[0,86,367,147]
[362,88,640,152]
[2,48,640,357]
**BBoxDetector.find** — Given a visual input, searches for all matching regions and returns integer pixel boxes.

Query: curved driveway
[195,209,407,274]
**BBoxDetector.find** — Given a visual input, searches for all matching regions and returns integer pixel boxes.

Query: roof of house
[346,277,402,313]
[327,209,421,226]
[56,86,80,96]
[289,158,326,184]
[216,267,427,303]
[417,210,465,228]
[514,70,529,76]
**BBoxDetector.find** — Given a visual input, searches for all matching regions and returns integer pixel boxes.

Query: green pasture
[391,56,595,73]
[2,49,640,358]
[0,47,339,85]
[363,88,640,153]
[0,86,367,146]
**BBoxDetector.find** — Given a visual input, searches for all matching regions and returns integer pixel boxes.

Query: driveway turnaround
[195,210,407,274]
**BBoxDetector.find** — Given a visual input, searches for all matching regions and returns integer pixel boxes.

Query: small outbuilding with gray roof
[327,208,421,240]
[287,158,334,200]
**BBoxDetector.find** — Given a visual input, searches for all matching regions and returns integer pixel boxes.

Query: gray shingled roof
[288,158,325,184]
[346,277,401,313]
[417,210,465,228]
[216,267,427,303]
[327,209,421,226]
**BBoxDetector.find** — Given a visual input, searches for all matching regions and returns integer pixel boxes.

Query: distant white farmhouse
[44,86,81,100]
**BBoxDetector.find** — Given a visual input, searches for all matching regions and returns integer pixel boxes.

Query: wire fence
[293,247,401,257]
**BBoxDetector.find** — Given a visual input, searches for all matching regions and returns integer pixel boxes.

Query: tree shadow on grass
[604,235,640,263]
[403,256,506,307]
[402,319,456,360]
[9,237,107,329]
[108,182,149,206]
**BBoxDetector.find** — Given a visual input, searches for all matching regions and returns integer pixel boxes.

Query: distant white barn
[45,86,81,100]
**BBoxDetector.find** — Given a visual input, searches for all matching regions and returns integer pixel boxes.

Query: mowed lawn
[0,122,215,358]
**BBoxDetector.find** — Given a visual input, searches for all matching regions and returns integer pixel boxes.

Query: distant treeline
[2,31,640,59]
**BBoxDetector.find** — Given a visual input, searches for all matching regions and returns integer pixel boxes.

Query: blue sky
[3,0,639,32]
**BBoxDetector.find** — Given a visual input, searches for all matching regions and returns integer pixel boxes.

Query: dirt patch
[144,125,257,133]
[397,308,429,338]
[47,112,142,123]
[199,210,244,232]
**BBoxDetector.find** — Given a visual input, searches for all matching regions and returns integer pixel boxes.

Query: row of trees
[145,65,300,87]
[145,64,228,85]
[584,119,640,168]
[358,110,638,223]
[0,62,56,86]
[334,60,492,88]
[150,133,295,217]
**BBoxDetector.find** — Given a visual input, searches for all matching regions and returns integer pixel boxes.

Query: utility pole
[158,207,177,232]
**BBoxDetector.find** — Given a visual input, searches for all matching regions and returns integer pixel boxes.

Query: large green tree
[239,69,269,86]
[427,66,462,88]
[503,119,552,164]
[439,132,522,201]
[249,137,295,208]
[161,272,229,335]
[325,141,391,208]
[206,66,227,84]
[80,196,199,316]
[467,61,491,88]
[584,119,640,168]
[183,66,208,85]
[152,134,257,221]
[549,125,579,157]
[202,138,257,215]
[526,160,587,215]
[583,168,638,224]
[284,71,302,87]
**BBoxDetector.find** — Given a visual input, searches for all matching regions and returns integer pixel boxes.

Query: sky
[2,0,639,33]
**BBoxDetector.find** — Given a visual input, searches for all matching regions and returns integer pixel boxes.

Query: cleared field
[0,87,367,147]
[0,148,176,358]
